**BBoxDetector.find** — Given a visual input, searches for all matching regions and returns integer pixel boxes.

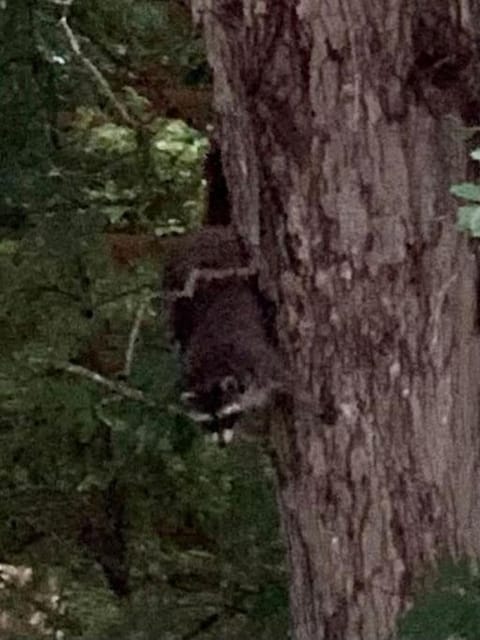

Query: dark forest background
[0,2,287,637]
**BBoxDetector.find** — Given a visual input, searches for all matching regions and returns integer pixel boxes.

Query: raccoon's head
[181,372,279,446]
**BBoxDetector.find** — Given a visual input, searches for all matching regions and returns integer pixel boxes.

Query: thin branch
[57,361,152,404]
[123,293,150,378]
[57,361,212,423]
[95,405,116,429]
[59,15,137,127]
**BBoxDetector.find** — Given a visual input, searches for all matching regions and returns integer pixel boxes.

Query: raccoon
[164,226,281,434]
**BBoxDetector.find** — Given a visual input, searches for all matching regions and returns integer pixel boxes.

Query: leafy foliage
[451,149,480,237]
[0,1,288,638]
[66,103,208,231]
[398,560,480,640]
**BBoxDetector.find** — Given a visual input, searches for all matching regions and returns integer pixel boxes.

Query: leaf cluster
[451,149,480,237]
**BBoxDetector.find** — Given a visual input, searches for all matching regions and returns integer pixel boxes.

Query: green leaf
[450,183,480,202]
[101,205,131,224]
[457,205,480,236]
[86,123,137,155]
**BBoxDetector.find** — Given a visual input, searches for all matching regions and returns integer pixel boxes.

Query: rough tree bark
[192,1,480,638]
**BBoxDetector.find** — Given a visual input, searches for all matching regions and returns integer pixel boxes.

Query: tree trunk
[192,1,480,638]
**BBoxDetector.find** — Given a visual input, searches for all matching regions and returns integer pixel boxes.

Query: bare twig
[57,361,213,423]
[123,293,151,378]
[59,15,137,127]
[57,361,152,404]
[95,406,116,429]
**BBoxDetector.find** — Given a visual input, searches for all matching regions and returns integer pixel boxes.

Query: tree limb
[57,360,211,423]
[57,361,152,404]
[59,15,137,127]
